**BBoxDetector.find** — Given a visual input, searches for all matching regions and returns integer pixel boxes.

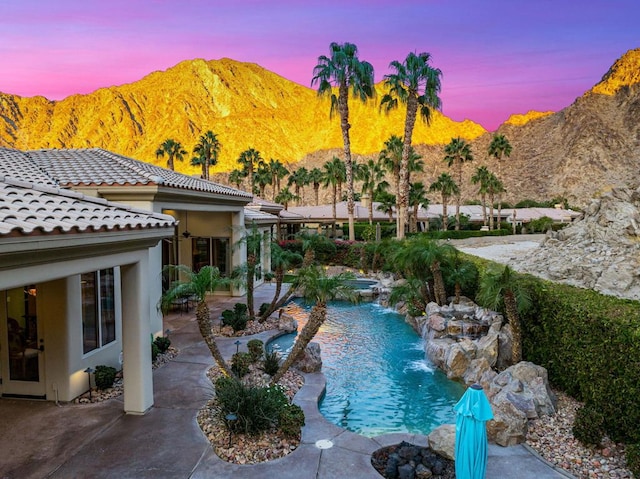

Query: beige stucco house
[0,147,277,411]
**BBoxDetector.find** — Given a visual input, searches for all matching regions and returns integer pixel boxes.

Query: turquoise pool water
[270,299,465,437]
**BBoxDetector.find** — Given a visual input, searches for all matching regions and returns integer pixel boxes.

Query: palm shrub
[247,339,264,362]
[263,350,281,376]
[221,303,248,332]
[214,376,290,435]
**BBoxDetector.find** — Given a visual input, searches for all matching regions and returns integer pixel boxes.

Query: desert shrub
[529,216,554,233]
[94,365,117,390]
[278,403,305,437]
[263,349,281,376]
[573,405,605,446]
[214,376,289,434]
[247,339,264,362]
[151,342,160,361]
[258,302,270,317]
[231,352,252,378]
[626,444,640,477]
[153,336,171,354]
[221,303,248,331]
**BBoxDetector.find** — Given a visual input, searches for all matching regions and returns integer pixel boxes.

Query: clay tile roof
[0,148,58,187]
[0,176,176,236]
[26,148,252,199]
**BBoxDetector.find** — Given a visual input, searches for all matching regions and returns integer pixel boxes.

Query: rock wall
[516,186,640,300]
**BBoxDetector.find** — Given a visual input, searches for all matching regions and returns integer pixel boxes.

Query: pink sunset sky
[0,0,638,131]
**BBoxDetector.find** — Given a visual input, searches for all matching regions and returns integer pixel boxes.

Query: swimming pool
[269,299,465,437]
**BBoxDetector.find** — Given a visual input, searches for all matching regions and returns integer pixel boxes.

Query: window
[191,237,229,275]
[82,268,116,354]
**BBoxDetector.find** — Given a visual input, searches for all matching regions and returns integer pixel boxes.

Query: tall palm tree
[288,167,309,206]
[357,158,386,224]
[380,51,442,239]
[231,222,263,321]
[155,138,187,171]
[192,131,221,180]
[259,243,303,321]
[270,265,356,385]
[488,134,512,228]
[228,168,245,189]
[160,265,233,377]
[409,181,429,233]
[477,265,531,364]
[376,190,396,222]
[443,137,474,231]
[254,162,271,198]
[429,172,459,231]
[268,158,289,201]
[471,166,492,227]
[486,173,504,230]
[274,186,298,210]
[307,167,324,206]
[322,157,343,225]
[312,42,375,242]
[237,148,263,195]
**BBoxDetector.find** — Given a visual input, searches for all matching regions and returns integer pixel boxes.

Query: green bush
[151,342,160,361]
[221,303,249,331]
[214,376,289,434]
[263,349,281,376]
[626,444,640,477]
[278,403,305,437]
[258,302,270,317]
[153,336,171,354]
[573,405,605,446]
[94,365,117,390]
[231,352,252,378]
[247,339,264,362]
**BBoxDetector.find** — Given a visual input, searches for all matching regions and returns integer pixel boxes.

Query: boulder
[293,342,322,373]
[462,358,497,389]
[427,424,455,460]
[278,312,297,333]
[495,323,514,371]
[475,330,499,368]
[487,395,528,446]
[444,343,472,379]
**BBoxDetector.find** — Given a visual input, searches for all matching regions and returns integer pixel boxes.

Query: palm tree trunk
[505,291,522,364]
[261,267,284,322]
[247,255,256,320]
[196,301,233,377]
[497,198,503,231]
[337,84,356,242]
[442,196,448,231]
[431,261,447,305]
[455,193,461,231]
[398,95,418,240]
[314,185,320,206]
[489,192,495,230]
[270,303,326,386]
[454,283,462,304]
[481,193,488,226]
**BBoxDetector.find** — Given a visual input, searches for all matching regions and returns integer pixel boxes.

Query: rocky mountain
[1,49,638,208]
[0,58,484,174]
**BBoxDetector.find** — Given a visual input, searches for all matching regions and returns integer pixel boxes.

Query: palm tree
[307,167,324,206]
[471,166,492,227]
[380,51,442,239]
[443,137,474,230]
[356,158,386,224]
[429,173,459,231]
[160,265,233,377]
[443,250,478,304]
[409,181,429,233]
[322,157,343,227]
[274,186,298,210]
[192,131,221,180]
[312,42,375,242]
[486,173,504,230]
[259,243,303,321]
[270,265,356,385]
[376,190,396,222]
[488,134,512,228]
[268,159,289,201]
[477,265,531,364]
[237,148,263,195]
[155,138,187,171]
[288,167,309,206]
[254,161,271,197]
[231,222,263,321]
[228,168,245,189]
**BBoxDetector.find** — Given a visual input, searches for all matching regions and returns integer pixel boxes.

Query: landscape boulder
[292,342,322,373]
[427,424,456,460]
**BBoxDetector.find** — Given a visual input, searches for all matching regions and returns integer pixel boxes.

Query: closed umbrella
[454,384,494,479]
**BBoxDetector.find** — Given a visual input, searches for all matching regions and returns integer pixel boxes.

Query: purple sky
[1,1,638,130]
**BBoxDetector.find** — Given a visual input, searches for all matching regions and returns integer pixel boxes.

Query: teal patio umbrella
[454,384,494,479]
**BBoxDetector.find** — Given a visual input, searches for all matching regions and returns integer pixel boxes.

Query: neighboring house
[0,172,175,413]
[0,147,274,409]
